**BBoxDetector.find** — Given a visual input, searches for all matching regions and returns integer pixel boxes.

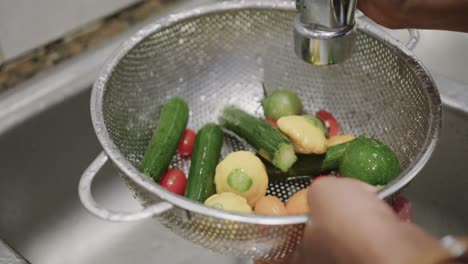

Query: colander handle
[355,12,420,51]
[78,152,174,222]
[406,29,420,51]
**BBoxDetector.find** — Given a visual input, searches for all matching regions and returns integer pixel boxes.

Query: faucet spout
[294,0,357,65]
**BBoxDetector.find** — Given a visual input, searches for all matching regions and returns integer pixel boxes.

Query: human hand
[286,177,439,264]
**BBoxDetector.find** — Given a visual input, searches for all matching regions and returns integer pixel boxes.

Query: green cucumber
[185,123,223,202]
[219,107,297,172]
[139,97,189,182]
[264,140,354,180]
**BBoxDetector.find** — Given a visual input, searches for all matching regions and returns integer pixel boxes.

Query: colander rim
[90,0,441,225]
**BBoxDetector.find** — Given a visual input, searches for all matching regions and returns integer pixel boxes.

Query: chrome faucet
[294,0,357,65]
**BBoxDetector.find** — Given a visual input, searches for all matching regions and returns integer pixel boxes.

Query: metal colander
[79,1,441,261]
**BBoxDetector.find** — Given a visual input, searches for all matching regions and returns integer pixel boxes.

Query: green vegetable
[339,136,400,185]
[219,107,297,172]
[303,115,329,138]
[185,123,223,202]
[262,89,303,120]
[140,97,189,181]
[227,168,253,192]
[263,140,354,180]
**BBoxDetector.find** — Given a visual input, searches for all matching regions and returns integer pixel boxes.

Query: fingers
[288,177,438,264]
[307,176,397,225]
[286,177,397,264]
[356,0,408,29]
[306,177,401,263]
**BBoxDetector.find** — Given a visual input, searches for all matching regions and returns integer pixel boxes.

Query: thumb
[289,177,437,264]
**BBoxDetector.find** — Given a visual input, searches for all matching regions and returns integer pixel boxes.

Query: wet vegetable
[263,89,303,120]
[339,136,400,185]
[286,188,309,215]
[303,115,329,137]
[254,196,287,216]
[215,151,268,207]
[160,169,187,195]
[263,140,355,180]
[277,115,327,154]
[177,129,197,157]
[204,192,252,213]
[220,107,297,172]
[185,123,223,202]
[140,97,189,181]
[265,119,278,127]
[327,135,355,147]
[390,194,412,222]
[317,110,340,137]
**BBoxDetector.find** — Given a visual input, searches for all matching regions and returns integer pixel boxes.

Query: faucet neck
[293,0,358,65]
[297,0,357,29]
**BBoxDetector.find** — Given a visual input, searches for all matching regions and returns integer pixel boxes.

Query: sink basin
[403,105,468,236]
[0,89,244,264]
[0,83,467,263]
[0,0,467,261]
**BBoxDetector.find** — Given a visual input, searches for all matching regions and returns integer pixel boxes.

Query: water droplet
[200,95,206,101]
[179,77,184,83]
[179,39,185,44]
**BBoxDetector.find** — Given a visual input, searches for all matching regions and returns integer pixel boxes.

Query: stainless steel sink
[0,89,244,264]
[0,0,467,262]
[0,82,467,264]
[404,105,468,236]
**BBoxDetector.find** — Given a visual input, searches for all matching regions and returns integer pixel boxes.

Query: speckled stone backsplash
[0,0,166,93]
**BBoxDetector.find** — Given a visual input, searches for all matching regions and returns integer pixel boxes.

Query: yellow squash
[204,192,252,213]
[277,115,327,154]
[215,151,268,207]
[327,135,355,147]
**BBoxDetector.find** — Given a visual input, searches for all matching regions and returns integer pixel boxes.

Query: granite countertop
[0,0,167,93]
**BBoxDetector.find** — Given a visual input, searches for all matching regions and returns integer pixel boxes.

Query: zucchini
[264,140,354,180]
[185,123,223,202]
[139,97,189,182]
[219,107,297,172]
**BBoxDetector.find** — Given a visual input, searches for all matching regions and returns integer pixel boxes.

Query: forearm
[357,0,468,32]
[406,0,468,32]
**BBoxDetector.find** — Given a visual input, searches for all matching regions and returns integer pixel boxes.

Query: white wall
[0,0,139,63]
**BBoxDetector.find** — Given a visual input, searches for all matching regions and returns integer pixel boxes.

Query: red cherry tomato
[177,129,196,157]
[390,195,413,222]
[160,169,187,195]
[316,110,340,136]
[265,119,278,127]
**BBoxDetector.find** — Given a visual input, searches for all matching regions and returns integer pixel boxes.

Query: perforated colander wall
[99,6,437,260]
